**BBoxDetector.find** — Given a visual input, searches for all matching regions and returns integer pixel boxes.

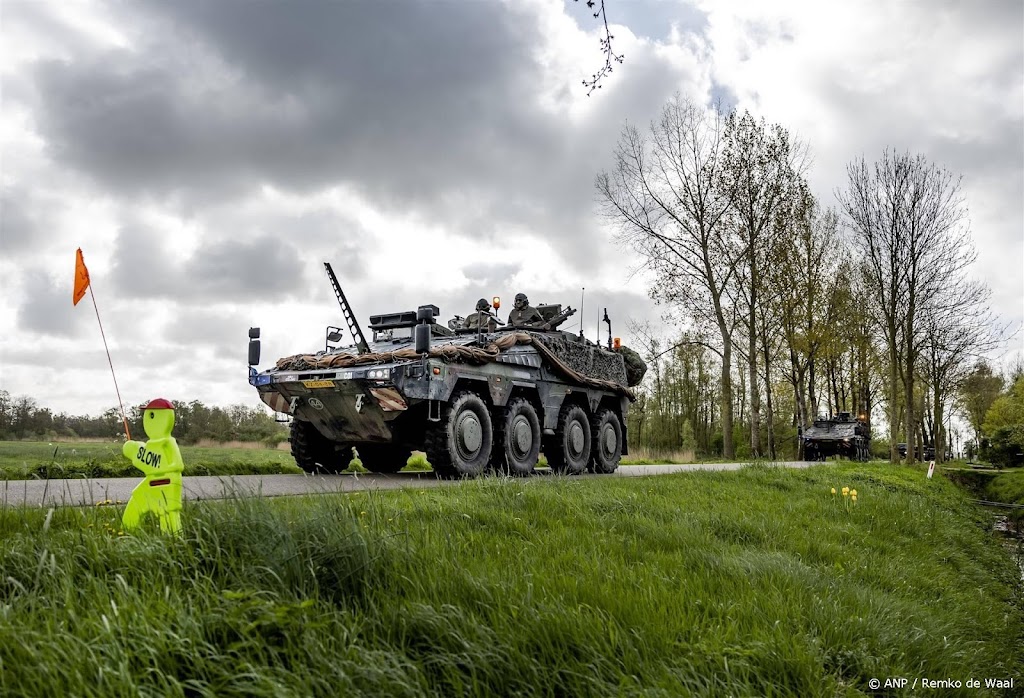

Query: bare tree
[837,151,971,463]
[597,95,742,458]
[920,278,1003,462]
[720,111,806,457]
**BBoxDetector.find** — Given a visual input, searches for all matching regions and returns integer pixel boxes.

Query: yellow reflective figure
[122,398,184,535]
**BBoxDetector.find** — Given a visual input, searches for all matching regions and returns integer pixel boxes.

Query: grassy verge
[944,466,1024,524]
[985,469,1024,526]
[2,463,1021,696]
[0,441,303,480]
[985,468,1024,502]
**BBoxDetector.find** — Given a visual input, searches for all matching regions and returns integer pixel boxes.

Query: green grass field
[0,440,303,480]
[1,463,1021,696]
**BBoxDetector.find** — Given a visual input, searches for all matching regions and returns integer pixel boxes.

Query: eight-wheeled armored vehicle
[801,412,871,462]
[247,264,646,479]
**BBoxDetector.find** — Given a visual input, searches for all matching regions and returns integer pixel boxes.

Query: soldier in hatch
[463,298,498,332]
[506,293,545,328]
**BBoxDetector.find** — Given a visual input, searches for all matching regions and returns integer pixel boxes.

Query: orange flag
[73,248,91,306]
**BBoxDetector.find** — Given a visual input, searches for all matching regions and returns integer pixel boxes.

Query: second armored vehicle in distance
[801,412,871,462]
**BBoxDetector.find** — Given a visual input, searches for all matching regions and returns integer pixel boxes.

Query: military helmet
[475,298,490,312]
[514,293,528,308]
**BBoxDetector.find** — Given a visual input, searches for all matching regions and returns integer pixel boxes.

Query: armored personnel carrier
[247,263,646,479]
[801,412,870,462]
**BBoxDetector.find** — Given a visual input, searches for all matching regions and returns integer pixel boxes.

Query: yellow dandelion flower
[850,489,857,497]
[842,487,849,495]
[831,488,836,495]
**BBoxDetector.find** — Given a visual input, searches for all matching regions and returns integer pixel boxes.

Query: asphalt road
[3,462,817,509]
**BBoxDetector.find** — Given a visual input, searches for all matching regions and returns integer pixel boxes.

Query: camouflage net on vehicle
[275,331,636,400]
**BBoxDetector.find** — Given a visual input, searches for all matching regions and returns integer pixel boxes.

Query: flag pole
[87,285,132,440]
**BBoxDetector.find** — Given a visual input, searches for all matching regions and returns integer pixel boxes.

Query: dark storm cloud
[28,1,553,210]
[202,206,368,281]
[15,270,91,337]
[109,223,312,303]
[22,0,697,273]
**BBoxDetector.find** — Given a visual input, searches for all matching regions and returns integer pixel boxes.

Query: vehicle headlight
[367,369,390,379]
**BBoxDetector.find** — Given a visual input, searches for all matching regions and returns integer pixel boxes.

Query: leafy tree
[960,361,1004,445]
[983,374,1024,467]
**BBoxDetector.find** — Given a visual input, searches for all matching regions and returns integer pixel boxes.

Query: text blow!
[136,446,162,468]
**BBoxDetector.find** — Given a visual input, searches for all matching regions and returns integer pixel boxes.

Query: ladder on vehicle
[324,262,370,354]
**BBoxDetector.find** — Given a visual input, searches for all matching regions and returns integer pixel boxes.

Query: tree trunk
[904,370,916,463]
[889,352,900,463]
[762,335,776,459]
[721,340,735,459]
[809,356,819,421]
[791,349,808,460]
[748,316,761,457]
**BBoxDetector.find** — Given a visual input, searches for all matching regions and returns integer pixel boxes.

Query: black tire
[546,404,591,475]
[290,419,340,473]
[589,409,622,474]
[356,444,408,474]
[495,398,541,476]
[426,391,493,479]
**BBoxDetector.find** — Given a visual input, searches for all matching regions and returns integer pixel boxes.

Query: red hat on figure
[145,398,175,410]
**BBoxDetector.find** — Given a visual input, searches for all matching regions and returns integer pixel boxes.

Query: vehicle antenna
[579,287,585,339]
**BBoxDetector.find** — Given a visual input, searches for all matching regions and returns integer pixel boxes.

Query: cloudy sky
[1,0,1021,416]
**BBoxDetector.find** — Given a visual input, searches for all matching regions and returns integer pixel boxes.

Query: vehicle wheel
[356,444,408,474]
[495,398,541,476]
[589,409,622,474]
[426,391,493,479]
[290,419,340,473]
[546,404,591,475]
